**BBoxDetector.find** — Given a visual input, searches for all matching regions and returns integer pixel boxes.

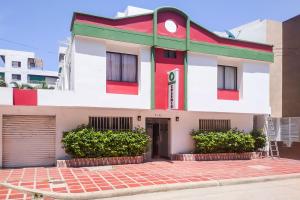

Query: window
[27,58,35,69]
[12,74,21,81]
[164,50,176,58]
[0,73,4,81]
[12,61,21,68]
[45,76,58,85]
[106,52,137,82]
[89,117,133,131]
[218,65,237,90]
[199,119,231,131]
[0,56,5,67]
[28,75,45,84]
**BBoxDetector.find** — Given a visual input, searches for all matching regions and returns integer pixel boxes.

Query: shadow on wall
[243,63,269,74]
[278,141,300,160]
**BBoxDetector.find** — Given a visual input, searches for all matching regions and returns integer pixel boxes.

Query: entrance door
[152,123,160,158]
[145,118,170,159]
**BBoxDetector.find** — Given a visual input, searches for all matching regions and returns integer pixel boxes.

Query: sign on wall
[168,69,179,109]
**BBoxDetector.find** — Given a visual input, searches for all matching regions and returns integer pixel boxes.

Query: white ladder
[265,115,280,158]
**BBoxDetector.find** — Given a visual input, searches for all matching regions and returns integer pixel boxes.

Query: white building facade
[0,49,58,87]
[0,7,274,168]
[216,19,300,150]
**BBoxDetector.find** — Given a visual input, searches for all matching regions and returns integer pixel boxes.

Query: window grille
[199,119,231,131]
[89,116,133,131]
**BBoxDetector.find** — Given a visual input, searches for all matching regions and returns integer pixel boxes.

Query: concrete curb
[1,173,300,199]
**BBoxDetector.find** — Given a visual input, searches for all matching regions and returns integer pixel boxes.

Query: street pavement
[103,178,300,200]
[1,158,300,199]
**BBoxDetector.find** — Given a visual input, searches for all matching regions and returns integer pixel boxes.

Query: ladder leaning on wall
[264,115,280,158]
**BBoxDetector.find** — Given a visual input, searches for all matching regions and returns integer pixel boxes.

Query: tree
[0,80,7,87]
[34,82,55,90]
[10,81,34,89]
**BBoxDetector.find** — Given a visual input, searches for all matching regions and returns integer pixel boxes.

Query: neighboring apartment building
[216,16,300,158]
[0,6,273,167]
[0,49,58,87]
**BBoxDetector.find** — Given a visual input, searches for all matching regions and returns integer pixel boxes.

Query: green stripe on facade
[153,11,157,46]
[186,18,190,51]
[72,22,273,62]
[73,22,153,46]
[157,36,186,51]
[190,41,274,62]
[184,52,188,110]
[151,47,155,109]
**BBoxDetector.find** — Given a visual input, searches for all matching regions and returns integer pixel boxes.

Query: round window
[164,20,177,33]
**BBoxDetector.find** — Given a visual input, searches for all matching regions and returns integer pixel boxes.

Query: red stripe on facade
[13,88,37,106]
[190,22,272,52]
[217,89,239,101]
[75,13,153,34]
[190,22,219,43]
[157,11,186,39]
[155,48,185,110]
[106,81,138,95]
[74,10,272,53]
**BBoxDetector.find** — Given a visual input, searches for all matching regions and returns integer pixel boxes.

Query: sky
[0,0,300,71]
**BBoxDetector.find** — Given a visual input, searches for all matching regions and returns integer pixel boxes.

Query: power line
[0,37,57,55]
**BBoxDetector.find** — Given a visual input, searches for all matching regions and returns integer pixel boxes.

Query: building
[216,16,300,158]
[0,6,273,168]
[0,49,59,87]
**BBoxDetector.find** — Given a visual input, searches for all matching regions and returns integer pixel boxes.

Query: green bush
[250,129,267,151]
[62,125,150,158]
[191,129,255,153]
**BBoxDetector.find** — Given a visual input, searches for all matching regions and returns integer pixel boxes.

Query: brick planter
[171,152,265,161]
[57,156,144,167]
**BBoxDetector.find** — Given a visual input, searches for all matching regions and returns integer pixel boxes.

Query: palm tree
[10,81,34,89]
[34,82,55,90]
[0,80,7,87]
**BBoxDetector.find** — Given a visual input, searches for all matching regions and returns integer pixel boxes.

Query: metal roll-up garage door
[3,115,56,168]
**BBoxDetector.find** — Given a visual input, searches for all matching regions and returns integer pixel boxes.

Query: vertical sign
[168,69,179,109]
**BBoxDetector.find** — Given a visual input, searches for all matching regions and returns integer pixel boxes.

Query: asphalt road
[102,178,300,200]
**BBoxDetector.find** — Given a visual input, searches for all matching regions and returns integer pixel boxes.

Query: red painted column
[154,48,185,110]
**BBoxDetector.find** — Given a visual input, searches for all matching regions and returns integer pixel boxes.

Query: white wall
[41,36,151,109]
[242,62,270,112]
[214,20,267,44]
[188,52,270,114]
[0,106,254,164]
[1,37,270,115]
[0,88,13,105]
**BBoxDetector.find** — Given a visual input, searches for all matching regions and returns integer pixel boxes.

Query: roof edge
[70,6,273,49]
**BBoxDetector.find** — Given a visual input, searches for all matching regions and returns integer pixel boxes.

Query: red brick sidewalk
[1,158,300,199]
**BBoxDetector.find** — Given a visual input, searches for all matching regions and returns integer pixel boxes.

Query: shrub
[250,129,267,151]
[62,125,150,158]
[191,129,255,153]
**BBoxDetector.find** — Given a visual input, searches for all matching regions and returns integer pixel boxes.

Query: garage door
[3,115,56,168]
